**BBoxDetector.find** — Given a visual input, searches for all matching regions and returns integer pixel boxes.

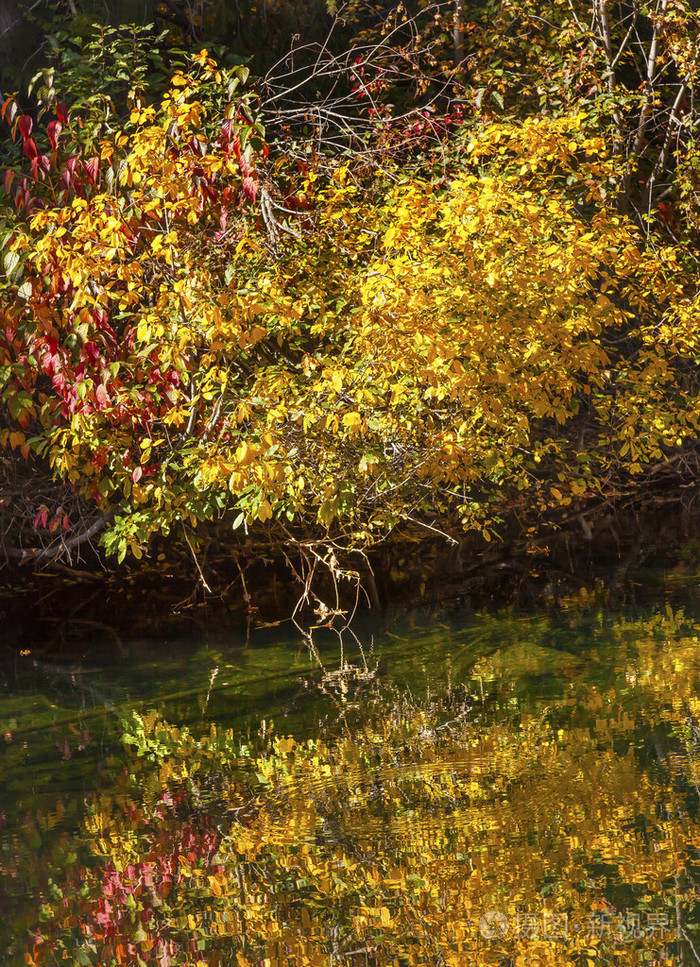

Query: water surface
[2,597,699,965]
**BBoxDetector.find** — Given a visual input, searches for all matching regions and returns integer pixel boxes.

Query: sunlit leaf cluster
[1,11,700,565]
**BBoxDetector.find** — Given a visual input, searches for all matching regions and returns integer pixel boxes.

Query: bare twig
[1,513,110,565]
[183,526,212,593]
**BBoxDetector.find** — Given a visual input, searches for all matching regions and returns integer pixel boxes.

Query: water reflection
[2,603,700,964]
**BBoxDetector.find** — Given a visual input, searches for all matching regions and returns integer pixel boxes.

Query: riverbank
[2,496,699,658]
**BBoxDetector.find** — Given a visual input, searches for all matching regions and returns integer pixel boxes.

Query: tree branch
[1,514,110,564]
[642,66,696,214]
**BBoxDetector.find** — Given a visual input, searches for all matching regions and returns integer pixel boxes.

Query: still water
[2,596,700,966]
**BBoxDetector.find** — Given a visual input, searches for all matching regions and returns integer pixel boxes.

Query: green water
[2,597,700,966]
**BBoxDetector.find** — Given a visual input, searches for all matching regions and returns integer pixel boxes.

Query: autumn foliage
[1,6,700,571]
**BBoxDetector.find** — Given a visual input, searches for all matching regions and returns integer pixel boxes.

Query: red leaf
[242,175,257,202]
[132,466,143,483]
[239,153,253,178]
[1,97,17,124]
[47,119,63,151]
[95,383,109,409]
[18,115,32,139]
[56,102,70,126]
[22,138,38,161]
[83,156,99,184]
[3,169,14,193]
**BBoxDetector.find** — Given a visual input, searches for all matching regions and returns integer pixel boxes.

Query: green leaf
[7,390,32,421]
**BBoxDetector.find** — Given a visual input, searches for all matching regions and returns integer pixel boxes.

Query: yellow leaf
[248,325,267,345]
[236,442,256,467]
[318,500,334,526]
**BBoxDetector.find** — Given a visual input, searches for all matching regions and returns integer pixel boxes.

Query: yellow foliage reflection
[8,608,700,965]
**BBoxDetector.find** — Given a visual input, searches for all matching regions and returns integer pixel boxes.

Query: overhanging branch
[1,514,110,564]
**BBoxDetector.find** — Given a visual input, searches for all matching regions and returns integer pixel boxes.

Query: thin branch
[398,514,458,545]
[183,526,212,593]
[642,66,696,213]
[610,1,639,70]
[629,0,669,162]
[592,0,626,155]
[0,0,43,40]
[1,514,109,564]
